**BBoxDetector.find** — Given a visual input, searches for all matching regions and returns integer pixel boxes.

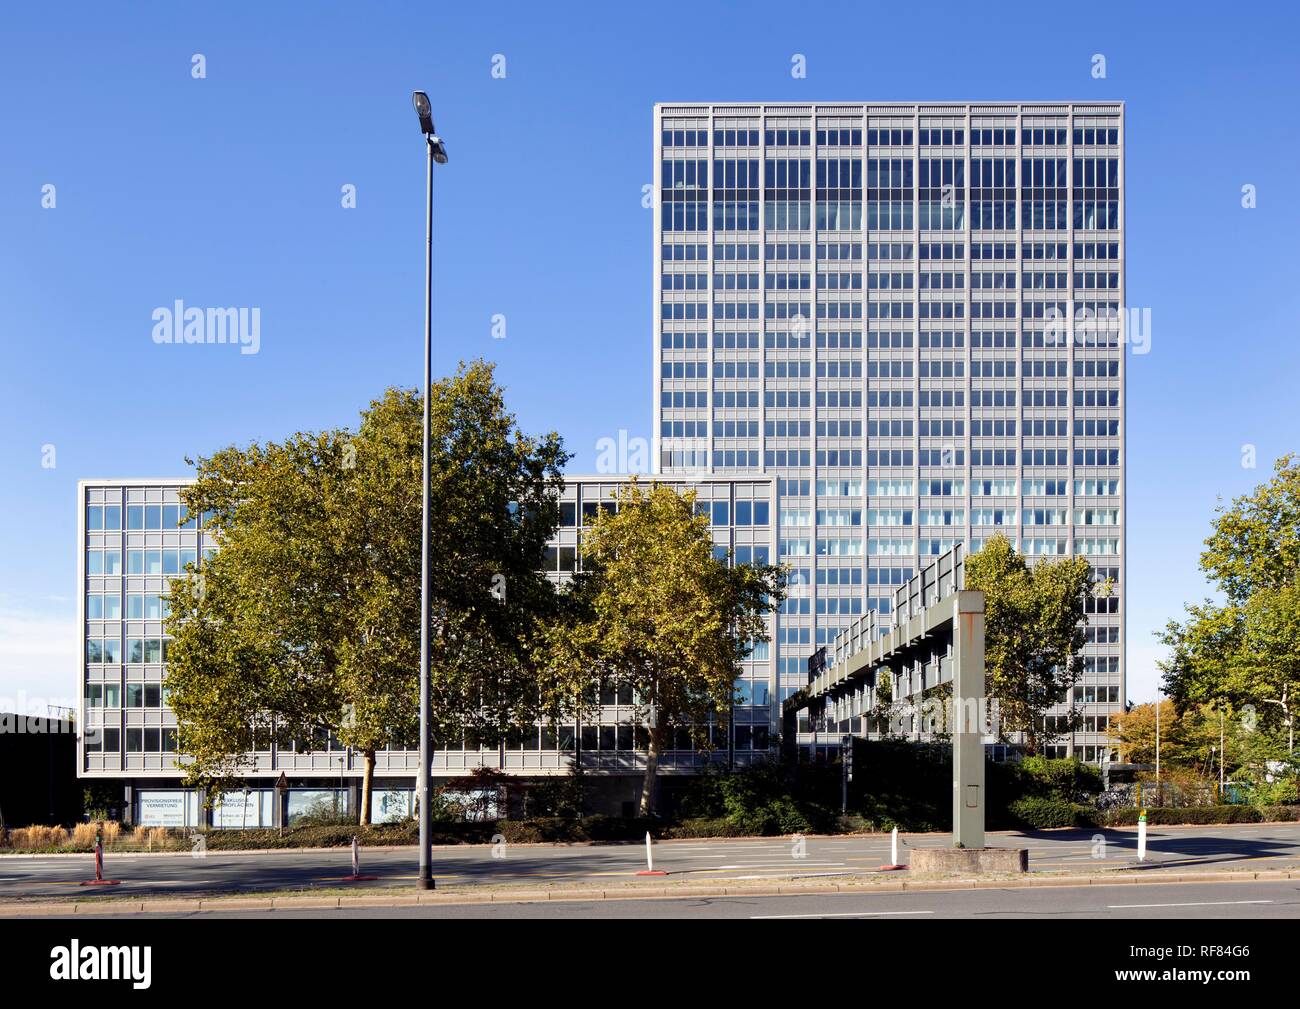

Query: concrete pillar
[952,590,986,849]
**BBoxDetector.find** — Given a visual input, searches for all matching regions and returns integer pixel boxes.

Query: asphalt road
[56,878,1300,919]
[2,823,1299,902]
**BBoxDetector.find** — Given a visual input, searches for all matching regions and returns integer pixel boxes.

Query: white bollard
[341,833,376,881]
[1136,811,1147,863]
[635,829,667,876]
[879,826,906,870]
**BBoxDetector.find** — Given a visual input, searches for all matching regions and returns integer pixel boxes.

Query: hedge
[1104,805,1262,826]
[1007,796,1099,829]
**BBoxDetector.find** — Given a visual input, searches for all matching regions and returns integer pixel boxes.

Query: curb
[3,867,1297,917]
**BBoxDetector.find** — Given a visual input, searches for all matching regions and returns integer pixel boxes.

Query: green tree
[1108,700,1246,774]
[543,479,785,816]
[165,361,567,821]
[1161,456,1300,756]
[963,534,1095,753]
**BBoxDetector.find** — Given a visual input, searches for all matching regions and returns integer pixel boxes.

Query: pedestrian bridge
[781,545,989,848]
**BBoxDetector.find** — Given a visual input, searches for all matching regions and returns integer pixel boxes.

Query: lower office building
[77,476,777,826]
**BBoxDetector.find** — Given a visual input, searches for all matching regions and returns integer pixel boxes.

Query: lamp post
[413,91,447,891]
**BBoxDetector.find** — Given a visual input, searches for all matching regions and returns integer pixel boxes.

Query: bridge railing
[821,544,965,678]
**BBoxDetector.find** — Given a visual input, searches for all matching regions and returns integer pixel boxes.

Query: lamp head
[412,91,434,134]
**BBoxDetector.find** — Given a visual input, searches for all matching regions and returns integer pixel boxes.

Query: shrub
[1248,778,1299,807]
[101,821,122,846]
[676,769,727,820]
[1015,755,1104,798]
[1105,805,1262,826]
[1008,796,1097,829]
[666,817,747,839]
[72,823,98,848]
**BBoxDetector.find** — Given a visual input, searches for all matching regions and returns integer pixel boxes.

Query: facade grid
[654,102,1125,760]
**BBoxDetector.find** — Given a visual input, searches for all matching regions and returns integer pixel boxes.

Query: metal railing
[892,542,964,625]
[822,544,965,677]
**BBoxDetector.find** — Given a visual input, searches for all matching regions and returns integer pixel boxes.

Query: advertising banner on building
[371,789,412,824]
[137,790,188,827]
[214,790,262,828]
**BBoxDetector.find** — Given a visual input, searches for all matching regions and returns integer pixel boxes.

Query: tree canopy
[542,479,785,815]
[164,361,568,821]
[963,534,1095,752]
[1160,455,1300,759]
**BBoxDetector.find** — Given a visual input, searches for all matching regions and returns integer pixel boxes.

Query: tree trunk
[640,725,660,818]
[359,749,375,826]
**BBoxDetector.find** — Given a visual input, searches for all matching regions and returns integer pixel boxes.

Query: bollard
[1136,810,1147,864]
[80,833,121,886]
[634,830,668,876]
[879,826,907,871]
[340,833,377,882]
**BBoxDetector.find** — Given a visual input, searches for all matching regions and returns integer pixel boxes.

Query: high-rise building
[654,102,1125,759]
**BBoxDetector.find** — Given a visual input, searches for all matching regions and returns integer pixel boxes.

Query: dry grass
[72,822,98,848]
[149,827,169,849]
[0,820,141,852]
[6,826,68,849]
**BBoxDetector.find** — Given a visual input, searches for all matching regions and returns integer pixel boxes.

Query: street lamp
[413,90,447,891]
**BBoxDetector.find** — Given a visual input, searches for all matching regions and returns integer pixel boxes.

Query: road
[51,878,1300,919]
[1,823,1298,902]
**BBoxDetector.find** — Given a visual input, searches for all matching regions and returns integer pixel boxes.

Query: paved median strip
[1,867,1297,916]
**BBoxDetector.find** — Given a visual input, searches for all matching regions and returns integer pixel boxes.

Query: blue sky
[1,1,1298,708]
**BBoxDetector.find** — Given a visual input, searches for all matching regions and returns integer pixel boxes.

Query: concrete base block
[910,847,1028,874]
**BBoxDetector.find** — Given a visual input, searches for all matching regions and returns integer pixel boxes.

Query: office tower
[654,102,1124,759]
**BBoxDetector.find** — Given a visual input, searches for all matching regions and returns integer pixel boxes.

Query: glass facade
[78,476,779,790]
[654,102,1125,760]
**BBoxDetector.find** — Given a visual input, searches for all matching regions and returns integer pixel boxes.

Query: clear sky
[2,1,1298,710]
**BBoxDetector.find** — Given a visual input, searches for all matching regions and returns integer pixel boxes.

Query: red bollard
[80,836,121,886]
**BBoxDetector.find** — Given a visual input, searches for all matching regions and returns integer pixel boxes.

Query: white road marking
[1106,899,1272,909]
[752,910,934,919]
